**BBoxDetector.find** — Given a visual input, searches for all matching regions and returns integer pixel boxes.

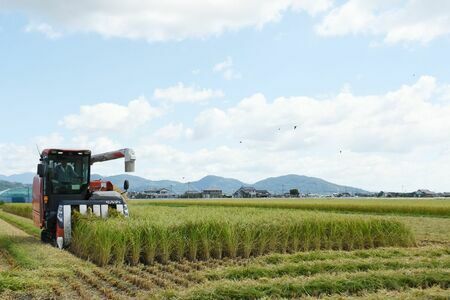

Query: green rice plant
[253,224,272,256]
[111,224,127,265]
[171,227,186,261]
[238,223,256,258]
[89,220,115,266]
[222,222,238,259]
[185,222,200,261]
[197,222,213,260]
[208,221,225,259]
[126,224,142,265]
[156,226,173,264]
[141,222,158,264]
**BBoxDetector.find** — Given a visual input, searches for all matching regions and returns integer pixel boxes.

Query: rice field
[0,199,449,299]
[137,198,450,217]
[0,203,32,219]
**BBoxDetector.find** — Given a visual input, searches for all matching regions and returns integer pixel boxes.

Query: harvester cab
[32,148,136,248]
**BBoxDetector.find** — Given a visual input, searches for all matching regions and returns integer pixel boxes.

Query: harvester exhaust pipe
[91,148,136,172]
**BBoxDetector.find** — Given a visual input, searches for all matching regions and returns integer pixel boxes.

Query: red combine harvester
[32,148,136,248]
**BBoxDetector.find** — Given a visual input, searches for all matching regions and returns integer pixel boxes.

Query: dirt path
[0,217,29,237]
[0,218,28,271]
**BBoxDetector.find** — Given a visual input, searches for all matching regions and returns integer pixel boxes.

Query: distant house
[233,186,271,198]
[143,188,175,199]
[202,189,223,198]
[233,187,256,198]
[256,189,271,198]
[413,189,436,198]
[376,189,438,198]
[333,192,352,198]
[181,190,203,198]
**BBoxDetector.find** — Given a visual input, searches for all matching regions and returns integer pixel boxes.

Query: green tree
[289,189,299,197]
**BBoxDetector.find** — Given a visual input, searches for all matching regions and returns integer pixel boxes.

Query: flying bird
[294,125,297,130]
[239,141,242,144]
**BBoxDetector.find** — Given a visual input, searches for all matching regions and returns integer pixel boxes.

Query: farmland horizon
[2,171,450,194]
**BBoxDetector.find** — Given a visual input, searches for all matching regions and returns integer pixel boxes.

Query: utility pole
[187,182,191,198]
[282,184,284,197]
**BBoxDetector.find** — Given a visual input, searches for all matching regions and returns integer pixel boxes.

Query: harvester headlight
[123,204,129,217]
[57,205,64,223]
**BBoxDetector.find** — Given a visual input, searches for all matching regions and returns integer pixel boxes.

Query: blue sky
[1,1,450,191]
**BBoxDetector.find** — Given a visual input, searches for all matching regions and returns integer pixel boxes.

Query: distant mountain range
[0,172,35,185]
[0,180,30,191]
[0,172,368,195]
[92,174,368,195]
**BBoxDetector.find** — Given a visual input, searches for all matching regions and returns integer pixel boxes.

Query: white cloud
[2,0,331,41]
[153,122,193,141]
[60,96,161,132]
[153,83,224,103]
[25,22,61,39]
[4,0,448,44]
[213,57,242,80]
[0,143,37,175]
[316,0,450,44]
[70,135,120,154]
[34,132,65,148]
[193,76,450,153]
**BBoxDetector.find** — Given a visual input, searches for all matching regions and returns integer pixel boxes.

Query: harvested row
[161,269,450,299]
[138,198,450,217]
[315,287,450,300]
[260,244,450,264]
[71,206,415,266]
[111,246,450,297]
[205,255,450,280]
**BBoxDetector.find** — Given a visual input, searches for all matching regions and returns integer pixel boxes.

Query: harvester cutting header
[32,148,136,248]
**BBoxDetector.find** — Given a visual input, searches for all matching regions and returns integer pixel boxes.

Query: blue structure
[0,187,31,203]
